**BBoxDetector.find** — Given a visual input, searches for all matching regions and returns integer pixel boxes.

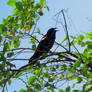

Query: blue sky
[0,0,92,91]
[0,0,92,32]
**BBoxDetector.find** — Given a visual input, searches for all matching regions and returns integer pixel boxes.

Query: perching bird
[29,28,58,64]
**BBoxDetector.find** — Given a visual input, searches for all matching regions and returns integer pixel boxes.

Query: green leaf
[32,44,36,50]
[33,83,41,90]
[85,32,92,39]
[70,40,77,46]
[6,62,16,68]
[66,74,70,80]
[70,35,76,39]
[0,55,6,62]
[9,41,13,50]
[77,34,84,41]
[0,36,2,42]
[63,36,68,42]
[66,86,70,92]
[39,0,45,6]
[44,72,50,78]
[81,67,87,76]
[87,72,92,78]
[15,72,23,80]
[7,0,16,6]
[50,66,56,72]
[16,2,23,11]
[60,64,67,71]
[13,36,20,48]
[29,35,36,43]
[0,24,7,35]
[37,28,40,33]
[68,67,75,73]
[48,78,54,82]
[83,80,92,90]
[6,35,13,40]
[34,69,42,76]
[45,5,49,11]
[70,75,77,80]
[77,77,83,83]
[19,89,26,92]
[58,89,63,92]
[13,8,18,15]
[73,60,81,68]
[60,74,64,79]
[28,76,36,85]
[7,52,14,58]
[8,79,11,86]
[72,90,80,92]
[72,84,75,88]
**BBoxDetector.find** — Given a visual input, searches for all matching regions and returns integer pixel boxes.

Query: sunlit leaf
[70,75,77,80]
[29,35,36,43]
[68,67,75,73]
[70,40,77,46]
[63,36,68,42]
[19,89,26,92]
[77,34,84,41]
[58,89,63,92]
[73,60,81,68]
[15,72,23,80]
[85,32,92,39]
[66,74,70,80]
[28,76,36,85]
[7,0,16,6]
[34,69,42,76]
[39,0,45,6]
[9,41,13,50]
[37,28,40,33]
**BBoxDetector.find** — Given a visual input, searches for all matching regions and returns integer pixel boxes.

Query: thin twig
[61,9,71,52]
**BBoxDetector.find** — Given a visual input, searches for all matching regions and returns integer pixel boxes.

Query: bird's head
[47,28,58,37]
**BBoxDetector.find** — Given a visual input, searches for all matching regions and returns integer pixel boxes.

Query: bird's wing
[41,35,47,40]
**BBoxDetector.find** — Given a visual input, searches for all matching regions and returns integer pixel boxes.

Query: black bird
[29,28,58,64]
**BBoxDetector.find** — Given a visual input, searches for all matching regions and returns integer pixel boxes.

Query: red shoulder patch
[42,35,47,40]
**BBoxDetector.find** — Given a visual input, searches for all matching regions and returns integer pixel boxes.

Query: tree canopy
[0,0,92,92]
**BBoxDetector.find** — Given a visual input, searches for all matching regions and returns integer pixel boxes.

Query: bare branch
[61,9,71,52]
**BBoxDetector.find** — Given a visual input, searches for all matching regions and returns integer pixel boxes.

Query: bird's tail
[29,55,37,64]
[29,52,42,64]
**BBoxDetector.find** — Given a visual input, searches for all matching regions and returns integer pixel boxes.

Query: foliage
[0,0,92,92]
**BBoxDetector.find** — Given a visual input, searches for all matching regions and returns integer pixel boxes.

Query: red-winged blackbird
[29,28,58,64]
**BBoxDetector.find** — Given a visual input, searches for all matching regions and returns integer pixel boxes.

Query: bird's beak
[54,28,59,32]
[56,30,59,32]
